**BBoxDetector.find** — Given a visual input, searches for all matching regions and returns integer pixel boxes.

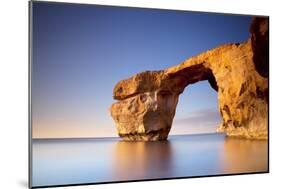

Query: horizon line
[32,132,224,140]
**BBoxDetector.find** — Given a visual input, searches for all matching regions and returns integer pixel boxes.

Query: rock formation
[110,17,269,141]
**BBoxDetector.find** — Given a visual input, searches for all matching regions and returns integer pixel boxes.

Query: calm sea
[32,133,268,187]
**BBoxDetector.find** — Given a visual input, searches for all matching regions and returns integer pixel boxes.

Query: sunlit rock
[110,17,269,141]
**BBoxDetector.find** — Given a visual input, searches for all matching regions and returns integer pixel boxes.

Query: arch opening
[170,80,221,136]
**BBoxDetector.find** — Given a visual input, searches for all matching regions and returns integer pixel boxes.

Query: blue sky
[32,2,253,138]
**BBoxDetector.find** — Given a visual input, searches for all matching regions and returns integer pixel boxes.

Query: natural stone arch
[110,17,268,141]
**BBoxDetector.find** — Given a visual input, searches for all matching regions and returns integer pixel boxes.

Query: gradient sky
[32,2,253,138]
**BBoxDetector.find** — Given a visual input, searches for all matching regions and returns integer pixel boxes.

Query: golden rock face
[110,17,269,141]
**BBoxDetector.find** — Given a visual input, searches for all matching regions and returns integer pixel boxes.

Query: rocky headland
[110,17,269,141]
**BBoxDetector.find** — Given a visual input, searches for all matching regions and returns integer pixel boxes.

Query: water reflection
[32,134,268,187]
[222,137,268,173]
[114,140,173,180]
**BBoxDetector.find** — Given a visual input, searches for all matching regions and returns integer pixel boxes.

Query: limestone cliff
[110,17,269,141]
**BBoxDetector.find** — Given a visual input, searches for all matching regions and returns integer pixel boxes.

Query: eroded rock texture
[110,17,269,141]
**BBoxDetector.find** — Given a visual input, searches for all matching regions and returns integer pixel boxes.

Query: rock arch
[110,17,268,141]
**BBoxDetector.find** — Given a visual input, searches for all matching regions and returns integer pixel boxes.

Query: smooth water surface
[32,134,268,187]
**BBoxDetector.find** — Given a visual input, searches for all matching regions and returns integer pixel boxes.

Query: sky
[32,2,253,138]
